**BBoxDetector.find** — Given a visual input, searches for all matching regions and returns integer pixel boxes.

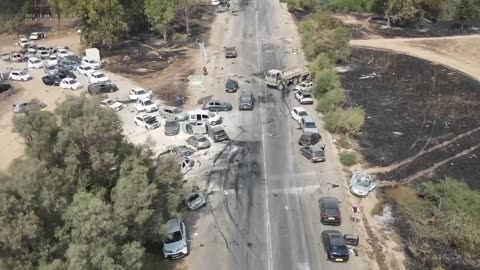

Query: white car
[82,58,101,69]
[294,90,314,105]
[29,32,46,40]
[8,70,31,81]
[77,65,95,76]
[60,78,82,90]
[100,98,124,111]
[134,114,160,130]
[47,55,58,66]
[294,81,314,91]
[57,49,74,58]
[290,107,309,124]
[129,88,153,101]
[163,219,189,259]
[88,71,110,84]
[18,37,31,48]
[27,57,43,69]
[135,98,158,112]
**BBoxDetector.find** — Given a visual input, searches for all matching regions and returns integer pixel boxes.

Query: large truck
[264,67,310,90]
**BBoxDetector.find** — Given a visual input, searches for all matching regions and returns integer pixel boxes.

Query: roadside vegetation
[289,0,480,27]
[386,178,480,269]
[0,96,184,269]
[0,0,204,46]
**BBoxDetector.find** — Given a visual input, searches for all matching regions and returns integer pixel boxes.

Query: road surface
[184,0,370,269]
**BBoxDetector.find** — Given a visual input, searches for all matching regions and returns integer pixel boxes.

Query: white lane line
[255,1,274,270]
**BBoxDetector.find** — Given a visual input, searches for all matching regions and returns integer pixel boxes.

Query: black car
[298,132,321,146]
[225,46,237,58]
[87,82,119,95]
[321,230,349,262]
[42,75,62,86]
[239,90,255,110]
[225,79,238,93]
[57,69,76,79]
[320,197,341,225]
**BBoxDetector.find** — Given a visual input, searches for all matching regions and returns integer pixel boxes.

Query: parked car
[60,78,82,90]
[294,81,313,91]
[300,116,319,134]
[300,145,325,162]
[58,58,80,70]
[27,57,43,69]
[8,52,27,62]
[77,65,95,76]
[179,157,194,175]
[295,90,314,104]
[12,100,46,114]
[163,219,188,259]
[185,121,208,134]
[57,48,74,58]
[87,82,119,95]
[159,145,195,158]
[185,192,206,211]
[225,79,239,93]
[291,107,309,124]
[47,54,58,66]
[43,64,58,75]
[134,114,160,130]
[202,100,232,112]
[100,98,124,111]
[82,57,101,69]
[186,134,211,150]
[37,50,50,60]
[160,106,189,121]
[42,74,62,86]
[320,197,341,226]
[208,125,229,142]
[57,69,76,79]
[129,88,153,101]
[225,46,237,58]
[135,98,158,112]
[298,132,321,146]
[8,70,31,81]
[164,119,180,136]
[18,37,31,48]
[239,90,255,110]
[349,172,376,198]
[88,71,110,84]
[188,110,222,126]
[29,32,46,40]
[321,230,349,262]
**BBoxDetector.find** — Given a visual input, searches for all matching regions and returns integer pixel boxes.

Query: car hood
[163,239,186,253]
[350,184,369,196]
[176,112,189,120]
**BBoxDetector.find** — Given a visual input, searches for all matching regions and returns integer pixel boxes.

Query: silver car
[163,219,188,259]
[349,172,376,198]
[202,100,232,112]
[160,106,189,121]
[186,134,211,150]
[164,119,180,136]
[185,191,206,211]
[300,145,326,162]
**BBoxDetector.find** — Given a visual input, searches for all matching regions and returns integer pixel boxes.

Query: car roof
[165,219,181,233]
[293,107,306,111]
[302,116,315,122]
[310,145,325,152]
[193,134,206,139]
[320,197,339,206]
[323,230,343,238]
[132,87,146,91]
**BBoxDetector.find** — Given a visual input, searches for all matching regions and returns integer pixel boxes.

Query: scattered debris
[392,131,403,136]
[359,72,377,79]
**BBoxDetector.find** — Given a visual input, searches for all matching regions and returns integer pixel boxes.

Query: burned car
[185,191,207,211]
[349,172,376,198]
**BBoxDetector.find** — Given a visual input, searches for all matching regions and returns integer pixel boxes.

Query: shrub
[337,134,351,149]
[309,53,334,79]
[313,69,341,97]
[337,106,365,135]
[339,151,358,166]
[318,87,344,113]
[173,32,188,42]
[287,0,300,10]
[323,109,339,132]
[327,0,373,12]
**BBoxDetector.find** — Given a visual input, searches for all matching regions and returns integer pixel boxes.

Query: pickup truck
[264,68,310,90]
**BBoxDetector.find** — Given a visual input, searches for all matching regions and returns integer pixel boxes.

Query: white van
[188,110,222,126]
[301,116,319,134]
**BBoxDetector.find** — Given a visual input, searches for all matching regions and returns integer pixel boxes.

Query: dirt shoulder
[350,35,480,80]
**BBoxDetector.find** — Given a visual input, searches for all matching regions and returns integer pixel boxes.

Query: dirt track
[351,35,480,80]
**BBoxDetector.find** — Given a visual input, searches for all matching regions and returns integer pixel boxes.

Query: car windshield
[95,73,105,78]
[303,94,312,98]
[188,194,201,202]
[298,111,308,116]
[240,96,251,102]
[47,66,56,70]
[166,121,177,127]
[172,107,182,114]
[34,60,41,63]
[145,117,157,124]
[164,231,182,244]
[83,66,92,70]
[144,100,153,105]
[70,80,78,84]
[332,245,348,254]
[227,80,237,87]
[197,137,207,142]
[137,90,146,95]
[314,150,324,156]
[305,122,316,128]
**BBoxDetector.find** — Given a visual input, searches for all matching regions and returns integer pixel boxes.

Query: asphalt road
[187,0,369,269]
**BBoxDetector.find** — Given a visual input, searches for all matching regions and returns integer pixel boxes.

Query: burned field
[341,48,480,189]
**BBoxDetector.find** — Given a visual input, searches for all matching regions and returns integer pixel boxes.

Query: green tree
[145,0,178,41]
[118,0,147,32]
[455,0,479,27]
[48,0,63,31]
[0,0,31,33]
[385,0,423,25]
[60,0,128,46]
[313,68,341,97]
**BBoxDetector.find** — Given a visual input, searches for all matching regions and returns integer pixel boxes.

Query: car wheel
[21,78,25,81]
